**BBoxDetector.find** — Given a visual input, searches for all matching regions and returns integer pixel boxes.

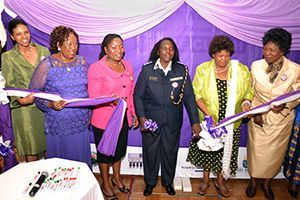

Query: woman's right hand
[139,117,148,132]
[253,114,263,127]
[48,100,66,111]
[111,94,119,106]
[212,119,217,127]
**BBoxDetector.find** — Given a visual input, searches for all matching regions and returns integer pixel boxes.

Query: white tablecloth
[0,158,103,200]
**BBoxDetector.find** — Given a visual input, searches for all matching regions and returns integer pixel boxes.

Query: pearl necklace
[215,65,229,80]
[215,65,229,73]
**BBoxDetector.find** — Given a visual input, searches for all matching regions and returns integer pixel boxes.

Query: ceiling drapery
[4,0,300,50]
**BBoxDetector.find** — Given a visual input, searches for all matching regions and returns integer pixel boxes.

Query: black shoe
[143,185,153,196]
[111,179,129,193]
[100,185,118,200]
[245,182,257,198]
[165,184,176,195]
[261,184,275,200]
[288,189,298,199]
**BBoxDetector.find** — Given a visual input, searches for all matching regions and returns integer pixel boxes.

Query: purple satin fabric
[217,89,300,129]
[0,104,18,171]
[4,88,126,157]
[144,119,158,132]
[97,99,126,156]
[65,97,117,107]
[204,116,227,138]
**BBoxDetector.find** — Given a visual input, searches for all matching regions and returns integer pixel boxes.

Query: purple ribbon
[216,89,300,129]
[97,99,126,156]
[204,116,227,138]
[0,141,15,157]
[0,104,18,171]
[64,97,117,107]
[144,119,158,132]
[4,88,126,157]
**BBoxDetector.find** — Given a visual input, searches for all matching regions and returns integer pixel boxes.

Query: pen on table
[22,171,41,194]
[57,179,63,190]
[69,167,80,188]
[22,182,32,194]
[50,168,57,176]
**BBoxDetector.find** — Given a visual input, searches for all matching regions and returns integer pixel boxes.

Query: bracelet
[241,100,251,108]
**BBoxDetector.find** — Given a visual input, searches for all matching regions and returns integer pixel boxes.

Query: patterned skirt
[187,78,240,174]
[187,128,240,174]
[283,106,300,185]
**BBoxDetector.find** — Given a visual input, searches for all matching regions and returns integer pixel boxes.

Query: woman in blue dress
[30,26,92,168]
[284,105,300,199]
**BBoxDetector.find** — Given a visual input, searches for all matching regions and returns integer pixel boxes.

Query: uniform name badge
[170,82,178,102]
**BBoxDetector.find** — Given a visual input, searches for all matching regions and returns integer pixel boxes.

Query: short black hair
[263,27,292,55]
[148,37,180,62]
[208,35,234,58]
[8,18,27,35]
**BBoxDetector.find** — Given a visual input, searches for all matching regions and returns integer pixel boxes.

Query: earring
[58,47,61,51]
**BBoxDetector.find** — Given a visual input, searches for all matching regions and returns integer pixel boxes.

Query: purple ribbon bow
[0,141,15,157]
[144,119,158,132]
[204,116,227,138]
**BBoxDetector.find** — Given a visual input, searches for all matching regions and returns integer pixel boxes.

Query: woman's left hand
[17,93,35,105]
[48,100,66,111]
[133,116,139,129]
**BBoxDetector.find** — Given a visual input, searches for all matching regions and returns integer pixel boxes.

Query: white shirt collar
[154,59,172,76]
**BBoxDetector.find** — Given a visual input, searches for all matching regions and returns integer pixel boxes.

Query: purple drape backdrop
[2,3,300,147]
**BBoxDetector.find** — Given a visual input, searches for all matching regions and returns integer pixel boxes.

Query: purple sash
[0,104,18,171]
[4,88,126,157]
[97,99,127,156]
[215,89,300,129]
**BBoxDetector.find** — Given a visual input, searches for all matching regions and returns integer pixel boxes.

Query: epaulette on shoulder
[143,61,153,66]
[176,61,187,67]
[176,61,189,69]
[176,61,185,66]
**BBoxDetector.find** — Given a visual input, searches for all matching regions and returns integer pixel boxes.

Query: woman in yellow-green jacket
[187,35,253,198]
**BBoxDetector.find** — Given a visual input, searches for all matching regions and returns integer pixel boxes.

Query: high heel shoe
[100,185,118,200]
[111,179,129,193]
[214,182,231,198]
[198,182,210,195]
[288,183,298,199]
[288,189,298,199]
[245,182,257,197]
[261,184,274,200]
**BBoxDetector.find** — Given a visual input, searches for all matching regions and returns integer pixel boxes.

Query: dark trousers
[142,125,181,186]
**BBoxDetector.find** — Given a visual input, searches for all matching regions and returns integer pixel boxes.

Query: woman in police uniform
[134,37,201,196]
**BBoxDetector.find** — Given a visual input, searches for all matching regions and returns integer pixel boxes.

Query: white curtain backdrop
[4,0,300,49]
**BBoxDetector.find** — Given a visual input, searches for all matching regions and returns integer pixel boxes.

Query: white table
[0,158,103,200]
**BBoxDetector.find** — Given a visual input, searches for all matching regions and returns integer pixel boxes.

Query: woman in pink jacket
[88,33,138,199]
